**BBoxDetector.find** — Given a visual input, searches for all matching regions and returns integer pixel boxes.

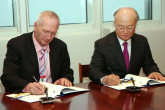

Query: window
[0,0,162,36]
[28,0,87,26]
[103,0,152,22]
[0,0,17,27]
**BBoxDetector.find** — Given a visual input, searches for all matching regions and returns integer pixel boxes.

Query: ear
[34,22,38,31]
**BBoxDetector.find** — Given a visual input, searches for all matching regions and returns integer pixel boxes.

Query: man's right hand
[102,74,120,86]
[23,82,45,95]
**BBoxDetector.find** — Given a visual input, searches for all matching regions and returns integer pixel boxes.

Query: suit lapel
[25,33,39,77]
[49,39,56,81]
[129,35,138,73]
[110,34,127,72]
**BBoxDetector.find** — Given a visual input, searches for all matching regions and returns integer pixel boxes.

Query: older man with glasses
[88,7,165,86]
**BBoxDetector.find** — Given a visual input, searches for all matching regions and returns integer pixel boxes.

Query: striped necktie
[39,49,46,82]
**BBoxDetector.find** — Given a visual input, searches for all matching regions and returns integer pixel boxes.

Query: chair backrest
[79,63,89,83]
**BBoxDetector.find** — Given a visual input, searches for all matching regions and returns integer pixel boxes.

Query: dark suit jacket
[1,32,74,93]
[88,31,161,84]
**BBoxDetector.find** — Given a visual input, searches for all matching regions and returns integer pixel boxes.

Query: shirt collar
[116,35,131,46]
[32,32,50,52]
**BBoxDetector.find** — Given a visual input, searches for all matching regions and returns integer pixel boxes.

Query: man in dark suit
[88,7,165,86]
[1,11,74,94]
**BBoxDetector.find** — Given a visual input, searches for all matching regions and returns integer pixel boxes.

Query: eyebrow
[116,24,135,28]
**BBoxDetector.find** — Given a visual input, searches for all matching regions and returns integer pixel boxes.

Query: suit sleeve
[60,43,74,83]
[142,38,162,76]
[1,39,29,93]
[88,41,109,84]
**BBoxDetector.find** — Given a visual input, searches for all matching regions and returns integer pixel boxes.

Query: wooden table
[0,82,165,110]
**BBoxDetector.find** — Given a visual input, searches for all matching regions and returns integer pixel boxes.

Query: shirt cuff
[100,76,107,85]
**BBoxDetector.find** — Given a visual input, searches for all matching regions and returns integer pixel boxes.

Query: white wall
[58,29,100,83]
[136,25,165,75]
[162,0,165,24]
[0,40,8,92]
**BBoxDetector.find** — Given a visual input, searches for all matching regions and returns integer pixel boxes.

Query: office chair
[79,63,89,83]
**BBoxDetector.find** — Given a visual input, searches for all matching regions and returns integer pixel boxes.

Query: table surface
[0,82,165,110]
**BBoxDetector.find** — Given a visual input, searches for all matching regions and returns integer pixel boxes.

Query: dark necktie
[123,42,129,71]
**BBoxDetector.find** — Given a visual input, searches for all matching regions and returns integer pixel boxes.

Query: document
[106,74,165,90]
[6,82,90,103]
[7,93,45,103]
[40,82,90,98]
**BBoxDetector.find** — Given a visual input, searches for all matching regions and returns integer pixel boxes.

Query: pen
[45,87,48,99]
[108,67,114,75]
[33,76,38,82]
[131,77,135,86]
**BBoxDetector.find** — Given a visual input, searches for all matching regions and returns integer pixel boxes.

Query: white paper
[7,82,90,103]
[6,94,45,103]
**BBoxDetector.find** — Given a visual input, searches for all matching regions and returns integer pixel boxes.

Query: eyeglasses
[115,25,135,33]
[42,30,56,37]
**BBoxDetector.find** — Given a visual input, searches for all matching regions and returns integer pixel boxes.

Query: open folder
[40,82,90,98]
[106,74,165,90]
[6,82,90,103]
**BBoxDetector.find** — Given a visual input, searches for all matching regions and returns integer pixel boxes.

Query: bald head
[113,7,139,41]
[36,10,60,26]
[114,7,139,23]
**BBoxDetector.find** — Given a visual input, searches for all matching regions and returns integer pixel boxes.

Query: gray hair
[36,10,60,25]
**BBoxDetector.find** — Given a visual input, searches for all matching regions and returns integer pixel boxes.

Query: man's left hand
[148,72,165,81]
[54,78,72,86]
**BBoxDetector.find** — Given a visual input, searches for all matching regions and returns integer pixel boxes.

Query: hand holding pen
[33,76,49,99]
[23,76,46,95]
[32,76,47,95]
[102,67,120,86]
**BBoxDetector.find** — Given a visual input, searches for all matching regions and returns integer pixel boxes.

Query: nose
[123,27,130,33]
[123,28,127,33]
[46,32,51,39]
